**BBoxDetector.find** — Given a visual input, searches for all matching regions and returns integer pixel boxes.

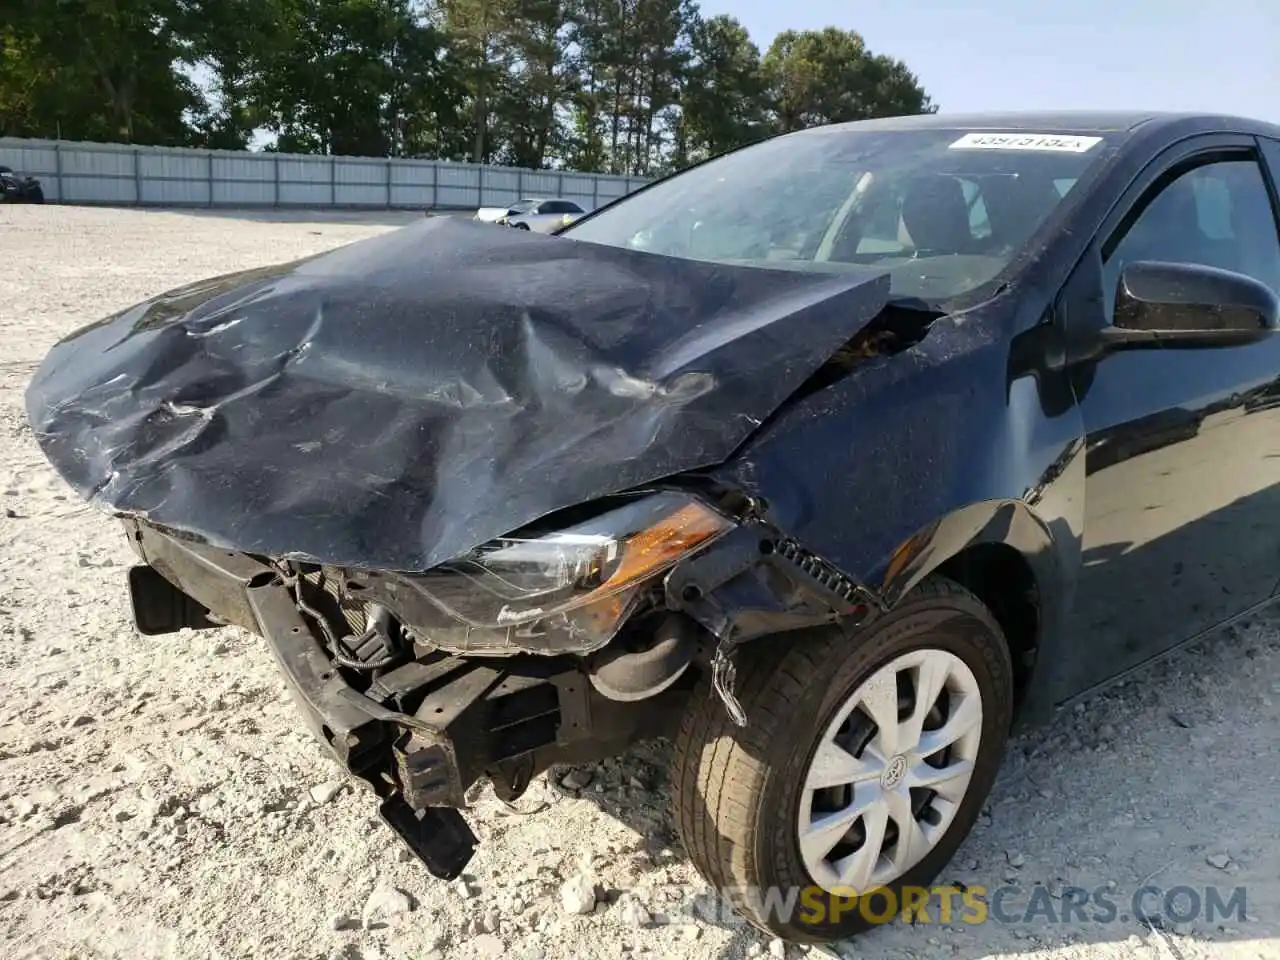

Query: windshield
[563,127,1117,305]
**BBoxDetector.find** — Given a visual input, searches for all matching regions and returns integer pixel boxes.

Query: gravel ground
[1,205,1278,960]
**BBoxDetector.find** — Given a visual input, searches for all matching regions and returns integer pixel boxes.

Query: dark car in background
[0,165,45,203]
[25,111,1280,944]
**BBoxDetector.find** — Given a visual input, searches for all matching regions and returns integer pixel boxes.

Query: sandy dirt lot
[0,205,1277,960]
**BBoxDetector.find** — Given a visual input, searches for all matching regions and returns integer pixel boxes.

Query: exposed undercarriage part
[122,500,880,882]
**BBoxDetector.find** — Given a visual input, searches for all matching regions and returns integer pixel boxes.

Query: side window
[1103,158,1280,311]
[960,179,992,240]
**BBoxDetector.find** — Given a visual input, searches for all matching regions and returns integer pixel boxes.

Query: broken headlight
[367,492,734,655]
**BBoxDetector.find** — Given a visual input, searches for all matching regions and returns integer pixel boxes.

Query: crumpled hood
[26,216,889,572]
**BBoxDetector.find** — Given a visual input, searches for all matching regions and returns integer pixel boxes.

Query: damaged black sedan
[26,111,1280,943]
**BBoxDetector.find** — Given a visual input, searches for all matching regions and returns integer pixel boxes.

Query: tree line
[0,0,935,178]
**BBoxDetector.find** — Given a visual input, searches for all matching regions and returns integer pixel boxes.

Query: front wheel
[671,576,1014,943]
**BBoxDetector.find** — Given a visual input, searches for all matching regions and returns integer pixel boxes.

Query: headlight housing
[355,492,734,655]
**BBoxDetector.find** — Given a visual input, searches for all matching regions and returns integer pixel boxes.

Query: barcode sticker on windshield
[948,132,1103,153]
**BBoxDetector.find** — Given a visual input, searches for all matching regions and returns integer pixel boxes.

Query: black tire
[28,185,44,204]
[671,575,1014,943]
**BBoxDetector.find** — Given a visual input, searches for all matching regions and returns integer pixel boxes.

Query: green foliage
[2,0,204,144]
[764,27,935,133]
[0,1,936,175]
[680,14,769,165]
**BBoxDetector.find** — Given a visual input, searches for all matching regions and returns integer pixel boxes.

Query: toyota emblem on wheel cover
[881,754,908,790]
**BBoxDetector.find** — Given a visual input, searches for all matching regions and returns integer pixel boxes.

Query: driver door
[1055,136,1280,698]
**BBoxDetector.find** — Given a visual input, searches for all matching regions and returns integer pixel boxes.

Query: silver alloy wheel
[797,648,983,894]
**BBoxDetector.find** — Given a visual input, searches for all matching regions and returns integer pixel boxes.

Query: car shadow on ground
[562,600,1280,960]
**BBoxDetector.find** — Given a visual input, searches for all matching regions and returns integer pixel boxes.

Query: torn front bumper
[121,518,688,880]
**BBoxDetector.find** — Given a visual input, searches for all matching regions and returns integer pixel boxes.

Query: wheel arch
[871,499,1073,721]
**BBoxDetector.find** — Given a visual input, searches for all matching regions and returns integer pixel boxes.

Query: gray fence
[0,137,648,211]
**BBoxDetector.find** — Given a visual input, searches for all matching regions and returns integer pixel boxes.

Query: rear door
[1055,135,1280,696]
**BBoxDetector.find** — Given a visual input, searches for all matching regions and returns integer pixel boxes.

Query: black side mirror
[1108,260,1279,348]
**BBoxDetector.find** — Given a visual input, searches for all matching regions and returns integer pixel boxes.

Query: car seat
[900,175,976,256]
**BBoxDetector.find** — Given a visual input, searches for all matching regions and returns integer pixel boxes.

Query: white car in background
[474,197,587,233]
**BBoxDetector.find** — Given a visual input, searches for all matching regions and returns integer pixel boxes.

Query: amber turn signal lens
[596,501,731,595]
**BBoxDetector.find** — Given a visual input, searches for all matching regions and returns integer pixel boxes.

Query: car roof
[515,198,581,208]
[810,110,1280,138]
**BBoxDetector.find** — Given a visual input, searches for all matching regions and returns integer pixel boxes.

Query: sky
[699,0,1280,123]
